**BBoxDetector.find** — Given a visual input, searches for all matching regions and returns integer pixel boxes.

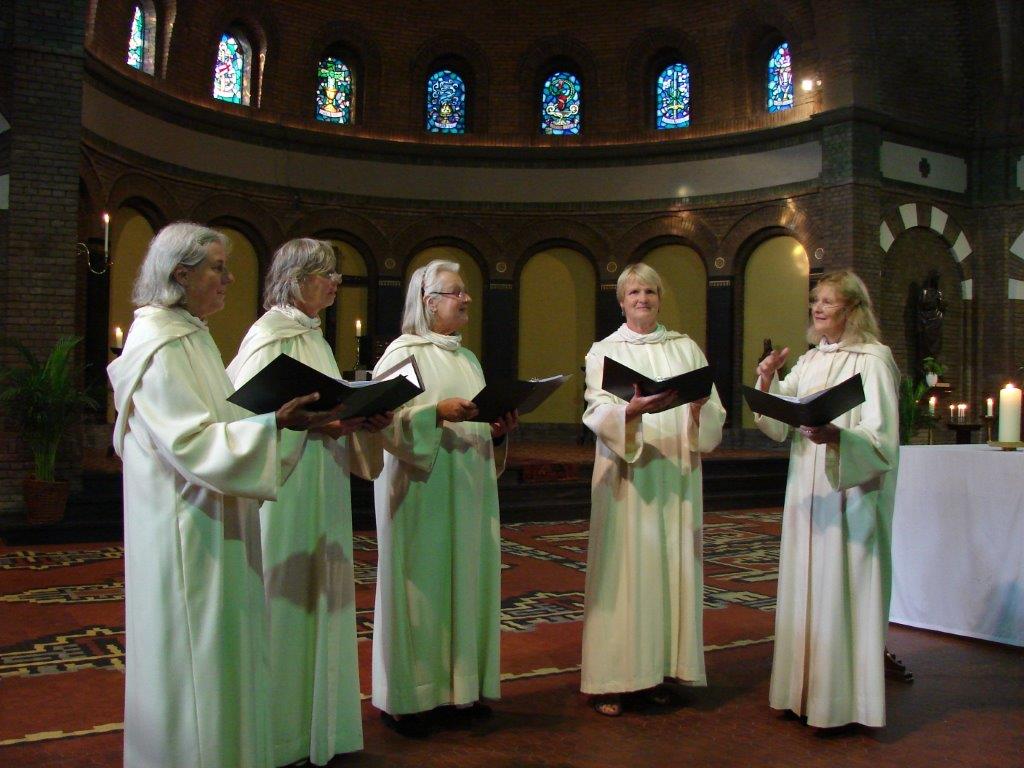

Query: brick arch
[106,172,180,229]
[506,219,608,281]
[286,209,387,272]
[516,36,599,135]
[303,19,382,128]
[189,194,282,265]
[623,27,706,129]
[392,216,500,278]
[615,213,718,267]
[409,34,491,134]
[879,202,974,291]
[719,203,821,275]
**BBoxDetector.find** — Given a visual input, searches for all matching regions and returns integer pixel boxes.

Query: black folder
[469,374,573,423]
[228,353,423,418]
[742,373,865,427]
[601,357,714,408]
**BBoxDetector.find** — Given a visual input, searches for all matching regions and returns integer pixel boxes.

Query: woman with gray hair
[371,258,516,736]
[227,238,390,765]
[108,222,339,767]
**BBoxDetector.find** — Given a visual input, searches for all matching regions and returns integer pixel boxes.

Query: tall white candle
[949,404,955,421]
[957,403,967,423]
[102,212,110,256]
[928,396,936,416]
[998,384,1021,442]
[355,318,362,337]
[986,397,994,418]
[113,326,123,347]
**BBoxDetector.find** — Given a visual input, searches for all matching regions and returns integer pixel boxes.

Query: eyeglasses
[308,272,343,284]
[809,298,845,310]
[431,290,469,299]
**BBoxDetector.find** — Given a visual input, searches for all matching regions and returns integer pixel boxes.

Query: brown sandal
[591,694,623,717]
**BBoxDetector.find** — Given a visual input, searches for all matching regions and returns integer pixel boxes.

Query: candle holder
[355,335,371,371]
[946,420,981,444]
[986,440,1024,451]
[982,415,994,442]
[110,346,123,357]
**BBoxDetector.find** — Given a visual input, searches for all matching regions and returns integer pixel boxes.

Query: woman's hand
[275,393,346,431]
[490,410,519,440]
[313,417,367,439]
[436,397,479,424]
[624,384,678,420]
[756,347,790,385]
[798,424,840,445]
[362,411,394,433]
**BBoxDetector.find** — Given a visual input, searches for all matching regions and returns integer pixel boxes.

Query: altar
[890,444,1024,646]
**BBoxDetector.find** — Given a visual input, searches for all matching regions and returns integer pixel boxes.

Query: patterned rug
[0,508,781,760]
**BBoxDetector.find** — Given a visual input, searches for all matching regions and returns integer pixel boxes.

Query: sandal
[591,694,623,717]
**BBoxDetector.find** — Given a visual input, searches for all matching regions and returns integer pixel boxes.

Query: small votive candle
[113,325,123,347]
[928,396,936,416]
[986,398,994,418]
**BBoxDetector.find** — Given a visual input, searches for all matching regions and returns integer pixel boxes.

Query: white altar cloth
[890,444,1024,646]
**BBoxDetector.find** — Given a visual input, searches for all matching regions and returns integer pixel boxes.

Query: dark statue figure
[916,270,946,362]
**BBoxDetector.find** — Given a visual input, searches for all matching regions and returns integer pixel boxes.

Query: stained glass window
[213,34,245,104]
[316,57,352,124]
[541,71,581,135]
[127,6,145,70]
[767,42,793,113]
[425,70,466,133]
[656,63,690,129]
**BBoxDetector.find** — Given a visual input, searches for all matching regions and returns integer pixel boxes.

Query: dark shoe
[460,701,493,720]
[645,685,674,706]
[380,711,431,738]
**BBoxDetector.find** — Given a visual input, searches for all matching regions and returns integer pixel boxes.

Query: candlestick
[928,396,936,416]
[986,397,994,418]
[113,325,123,347]
[355,318,362,337]
[998,384,1022,443]
[949,404,955,422]
[102,212,110,257]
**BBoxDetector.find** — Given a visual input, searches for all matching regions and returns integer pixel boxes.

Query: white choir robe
[108,305,299,768]
[580,325,725,695]
[227,306,382,766]
[754,341,900,728]
[370,334,506,715]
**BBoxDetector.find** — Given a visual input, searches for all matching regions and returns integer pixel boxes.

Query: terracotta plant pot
[23,477,70,526]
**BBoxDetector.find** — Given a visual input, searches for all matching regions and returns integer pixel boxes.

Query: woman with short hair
[581,262,726,717]
[755,268,900,728]
[371,259,516,736]
[108,222,335,768]
[228,238,389,765]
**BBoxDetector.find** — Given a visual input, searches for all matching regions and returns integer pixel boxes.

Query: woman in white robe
[227,239,390,765]
[581,263,726,717]
[371,259,516,736]
[107,223,338,768]
[754,269,900,729]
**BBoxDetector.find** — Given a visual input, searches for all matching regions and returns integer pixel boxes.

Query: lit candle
[957,403,967,423]
[998,384,1022,443]
[113,326,123,347]
[928,396,936,416]
[102,212,110,256]
[355,318,362,337]
[986,397,994,418]
[949,404,955,421]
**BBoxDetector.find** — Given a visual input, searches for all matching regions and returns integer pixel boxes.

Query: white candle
[957,403,967,423]
[355,318,362,337]
[998,384,1021,442]
[949,404,955,421]
[102,212,110,256]
[928,396,936,416]
[986,397,994,418]
[113,326,123,347]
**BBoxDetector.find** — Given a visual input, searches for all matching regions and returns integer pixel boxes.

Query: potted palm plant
[0,336,97,524]
[921,356,946,387]
[898,376,934,444]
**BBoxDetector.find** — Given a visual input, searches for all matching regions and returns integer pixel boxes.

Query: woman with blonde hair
[581,262,726,717]
[228,238,390,765]
[755,268,900,728]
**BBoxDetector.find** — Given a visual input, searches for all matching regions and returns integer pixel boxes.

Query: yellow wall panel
[641,245,707,349]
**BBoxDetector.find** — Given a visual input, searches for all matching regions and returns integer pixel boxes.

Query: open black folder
[742,373,865,428]
[227,353,423,419]
[470,374,572,423]
[601,357,714,408]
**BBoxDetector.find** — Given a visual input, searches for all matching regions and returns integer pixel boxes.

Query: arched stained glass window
[213,33,246,104]
[541,71,581,135]
[316,57,352,124]
[767,42,793,113]
[656,62,690,129]
[426,70,466,134]
[127,6,145,70]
